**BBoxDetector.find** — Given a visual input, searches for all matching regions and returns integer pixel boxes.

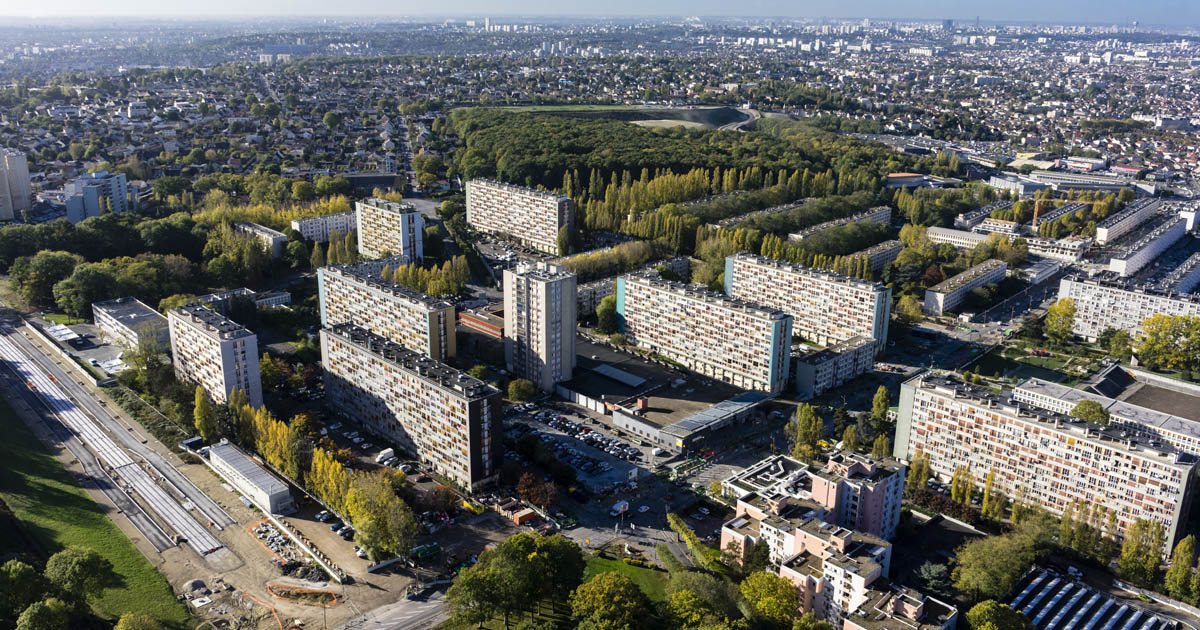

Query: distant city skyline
[4,1,1200,26]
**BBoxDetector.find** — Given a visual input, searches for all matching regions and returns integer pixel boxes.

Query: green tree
[1119,518,1165,587]
[9,250,83,307]
[952,524,1045,602]
[896,295,924,325]
[571,572,650,630]
[158,293,198,313]
[468,365,489,380]
[52,264,118,319]
[322,111,344,129]
[310,242,326,269]
[42,547,113,600]
[739,571,799,628]
[345,471,417,561]
[789,404,821,462]
[0,560,47,623]
[1070,400,1110,426]
[609,333,627,346]
[1043,298,1077,348]
[1165,535,1196,601]
[964,600,1033,630]
[507,379,536,402]
[1107,329,1133,362]
[872,435,890,459]
[792,613,835,630]
[15,599,69,630]
[841,424,859,452]
[194,386,218,442]
[871,385,890,423]
[446,561,502,629]
[595,294,618,334]
[291,180,316,202]
[285,240,310,270]
[557,226,571,256]
[915,561,954,600]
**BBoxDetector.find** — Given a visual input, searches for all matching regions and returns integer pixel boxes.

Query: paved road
[339,591,446,630]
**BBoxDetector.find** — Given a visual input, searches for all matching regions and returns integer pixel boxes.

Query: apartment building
[974,217,1020,235]
[923,259,1008,316]
[793,336,876,400]
[1153,250,1200,294]
[895,373,1197,549]
[1096,198,1161,245]
[233,222,288,259]
[0,149,31,221]
[355,198,424,261]
[725,253,891,349]
[465,179,574,255]
[318,260,456,361]
[291,210,357,242]
[1058,275,1200,341]
[167,304,263,407]
[854,240,905,274]
[1025,236,1092,262]
[788,206,892,242]
[92,297,170,352]
[1108,215,1186,277]
[503,262,576,391]
[955,201,1013,230]
[65,170,132,223]
[321,324,501,490]
[925,226,993,250]
[616,272,792,394]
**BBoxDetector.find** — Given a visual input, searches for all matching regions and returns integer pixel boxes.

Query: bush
[507,378,536,402]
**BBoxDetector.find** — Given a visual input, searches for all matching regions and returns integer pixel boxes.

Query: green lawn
[584,555,669,602]
[0,400,191,626]
[493,104,640,112]
[42,312,82,325]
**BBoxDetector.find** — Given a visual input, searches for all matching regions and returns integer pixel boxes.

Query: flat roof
[210,442,289,496]
[928,259,1006,293]
[168,303,255,340]
[93,296,167,329]
[661,391,773,439]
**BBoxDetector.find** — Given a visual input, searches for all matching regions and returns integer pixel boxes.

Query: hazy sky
[5,0,1200,25]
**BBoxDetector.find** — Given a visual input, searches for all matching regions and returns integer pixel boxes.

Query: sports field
[0,400,190,626]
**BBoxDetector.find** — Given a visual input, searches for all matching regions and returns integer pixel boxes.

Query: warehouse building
[209,441,294,514]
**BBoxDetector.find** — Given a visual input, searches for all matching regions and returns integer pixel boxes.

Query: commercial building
[793,336,876,400]
[208,441,293,514]
[922,259,1008,316]
[458,303,505,340]
[65,171,132,223]
[895,373,1197,549]
[1025,169,1136,194]
[787,206,892,242]
[167,304,263,407]
[233,222,288,259]
[465,179,574,255]
[1095,198,1161,245]
[319,260,456,361]
[612,390,772,453]
[355,198,424,261]
[616,272,792,394]
[291,211,358,243]
[1108,215,1186,277]
[0,149,31,221]
[503,262,576,391]
[853,240,905,274]
[725,253,891,349]
[92,297,170,352]
[1058,275,1200,341]
[321,324,501,490]
[1017,259,1061,286]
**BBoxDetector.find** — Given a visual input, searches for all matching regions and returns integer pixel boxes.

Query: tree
[0,560,47,623]
[1137,315,1200,372]
[739,571,799,628]
[322,111,344,129]
[915,561,954,600]
[114,613,161,630]
[446,561,502,629]
[1165,535,1196,601]
[1070,400,1110,426]
[953,530,1040,602]
[871,435,890,459]
[557,226,571,256]
[1107,329,1133,362]
[468,365,489,380]
[9,250,83,307]
[792,613,835,630]
[965,600,1033,630]
[507,379,536,402]
[158,293,198,313]
[789,404,821,462]
[841,425,859,452]
[291,181,316,202]
[345,471,417,561]
[15,599,69,630]
[1043,298,1077,348]
[871,386,890,423]
[571,571,650,630]
[666,589,717,628]
[896,295,924,325]
[285,240,310,270]
[609,333,627,346]
[595,294,618,334]
[42,547,113,600]
[194,386,218,442]
[309,242,326,269]
[1119,518,1165,587]
[52,264,118,319]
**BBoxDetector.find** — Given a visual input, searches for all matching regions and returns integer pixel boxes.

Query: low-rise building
[854,240,905,274]
[1025,236,1092,262]
[792,336,876,400]
[788,206,892,242]
[234,222,288,258]
[208,441,293,514]
[1095,198,1161,245]
[922,259,1008,316]
[321,324,501,490]
[92,297,170,351]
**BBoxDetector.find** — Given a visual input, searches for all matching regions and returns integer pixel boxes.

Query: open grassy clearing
[583,555,669,602]
[631,119,708,129]
[0,399,190,626]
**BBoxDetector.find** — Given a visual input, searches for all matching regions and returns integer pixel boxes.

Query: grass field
[492,104,640,112]
[584,555,669,602]
[0,400,191,626]
[42,312,82,325]
[631,119,707,129]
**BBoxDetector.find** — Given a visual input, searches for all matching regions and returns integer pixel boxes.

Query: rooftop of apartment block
[324,323,496,400]
[169,303,255,340]
[927,259,1007,294]
[93,296,167,329]
[731,252,887,291]
[323,261,454,310]
[357,197,420,215]
[623,270,790,321]
[468,178,569,202]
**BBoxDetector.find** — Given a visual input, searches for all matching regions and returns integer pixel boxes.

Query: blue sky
[6,0,1200,25]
